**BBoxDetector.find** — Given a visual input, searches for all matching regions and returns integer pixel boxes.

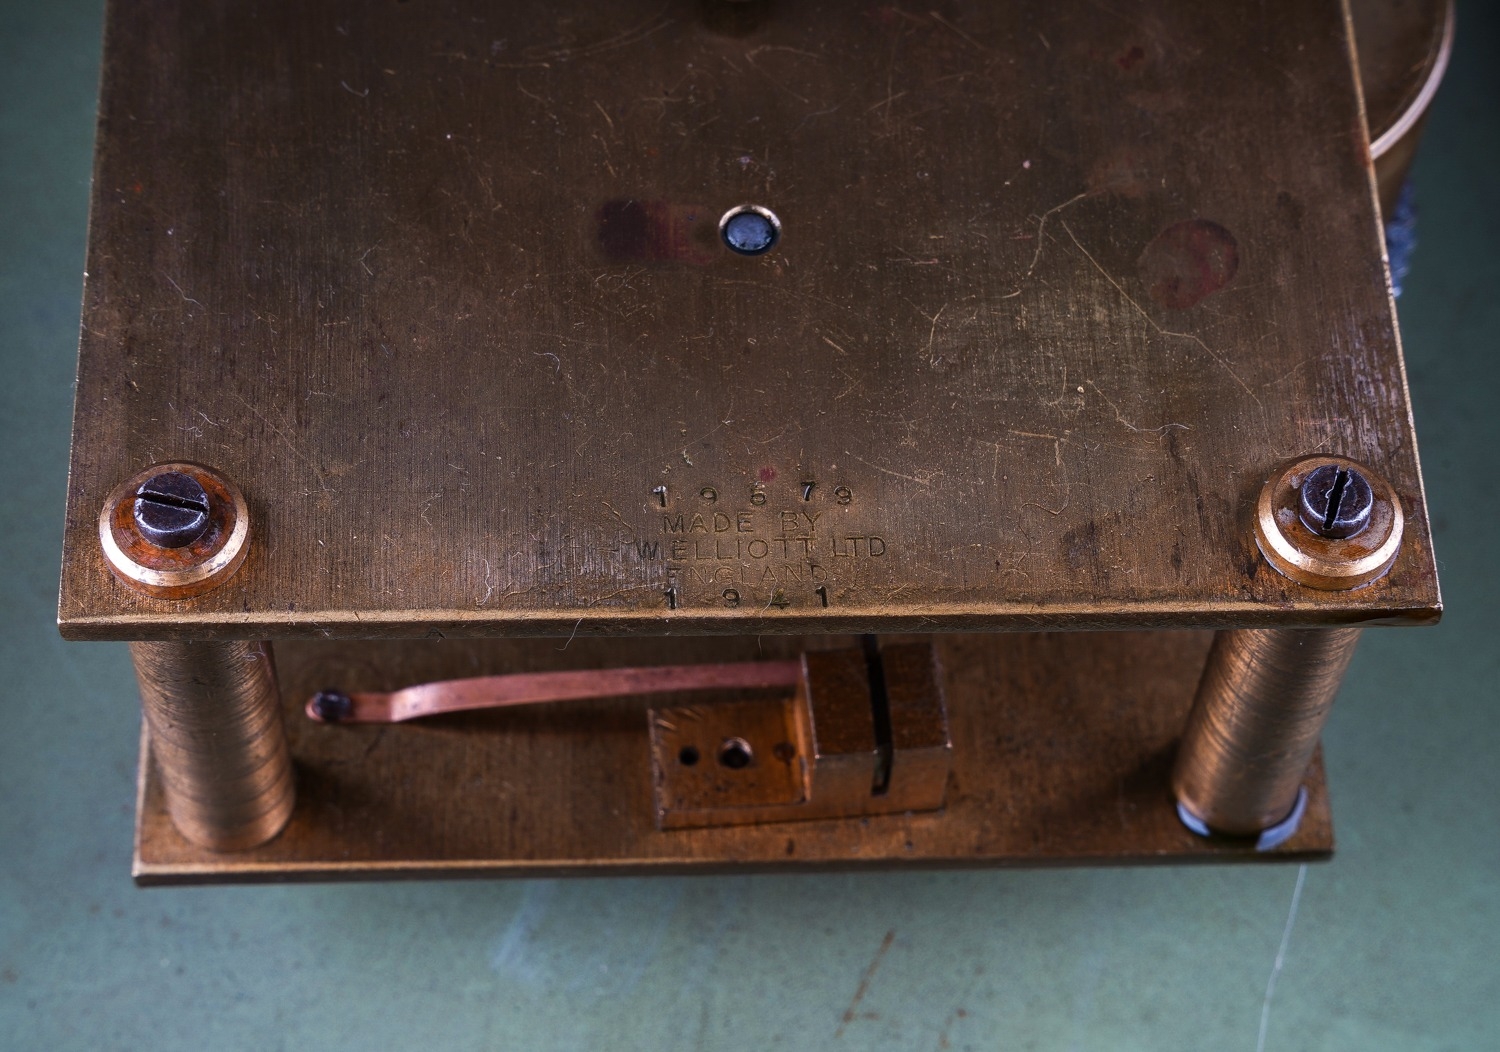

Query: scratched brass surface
[132,631,1332,883]
[61,0,1440,640]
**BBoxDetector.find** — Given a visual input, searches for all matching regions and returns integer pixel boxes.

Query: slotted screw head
[132,471,211,548]
[1297,464,1374,539]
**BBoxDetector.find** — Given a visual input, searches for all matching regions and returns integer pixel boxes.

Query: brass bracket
[648,643,951,829]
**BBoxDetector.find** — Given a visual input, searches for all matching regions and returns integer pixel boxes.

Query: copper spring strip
[306,660,806,724]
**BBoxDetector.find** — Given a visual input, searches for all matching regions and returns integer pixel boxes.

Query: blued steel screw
[722,207,779,255]
[1298,464,1374,539]
[133,471,211,548]
[311,689,353,722]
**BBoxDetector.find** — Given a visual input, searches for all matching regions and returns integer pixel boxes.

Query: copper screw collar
[1253,455,1403,589]
[99,462,251,599]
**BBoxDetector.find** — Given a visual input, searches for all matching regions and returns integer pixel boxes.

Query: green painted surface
[2,3,1496,1048]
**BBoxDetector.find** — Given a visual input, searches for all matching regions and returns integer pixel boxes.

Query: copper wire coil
[131,640,294,851]
[1173,627,1363,836]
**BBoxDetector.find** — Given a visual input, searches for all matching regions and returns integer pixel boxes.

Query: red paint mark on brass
[1137,219,1239,310]
[1116,44,1146,71]
[596,199,716,265]
[759,466,777,483]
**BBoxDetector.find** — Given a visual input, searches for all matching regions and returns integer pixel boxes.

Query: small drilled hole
[720,205,780,255]
[678,745,700,767]
[718,737,753,769]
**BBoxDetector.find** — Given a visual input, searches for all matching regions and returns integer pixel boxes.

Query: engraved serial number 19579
[647,481,887,610]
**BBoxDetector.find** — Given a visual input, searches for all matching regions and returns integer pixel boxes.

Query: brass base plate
[134,630,1332,884]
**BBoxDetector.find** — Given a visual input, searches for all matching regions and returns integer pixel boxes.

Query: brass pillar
[130,640,295,851]
[1173,627,1363,837]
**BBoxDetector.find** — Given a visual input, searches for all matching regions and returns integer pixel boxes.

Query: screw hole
[678,745,700,767]
[720,205,780,255]
[718,738,753,769]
